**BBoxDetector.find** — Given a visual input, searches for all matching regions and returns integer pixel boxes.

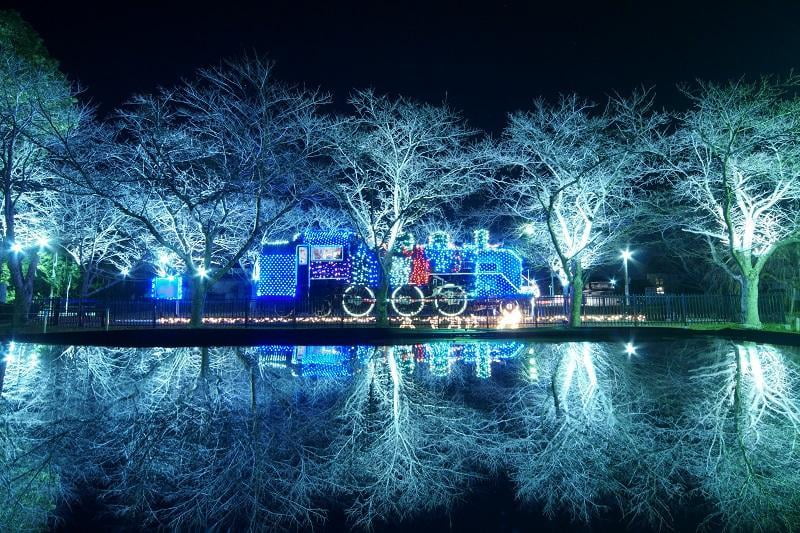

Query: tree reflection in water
[0,339,798,531]
[499,342,680,528]
[683,341,800,531]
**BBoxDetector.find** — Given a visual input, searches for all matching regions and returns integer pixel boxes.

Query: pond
[1,338,799,532]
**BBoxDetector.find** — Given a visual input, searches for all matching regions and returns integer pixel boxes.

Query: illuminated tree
[55,58,326,325]
[95,346,334,531]
[49,192,146,299]
[662,79,800,327]
[0,12,77,324]
[0,343,118,531]
[323,90,491,322]
[679,341,800,530]
[497,93,658,326]
[500,342,679,527]
[322,346,497,527]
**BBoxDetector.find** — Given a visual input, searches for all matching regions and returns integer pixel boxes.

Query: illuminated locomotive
[254,229,538,317]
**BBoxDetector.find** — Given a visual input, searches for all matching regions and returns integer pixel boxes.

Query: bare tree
[44,191,147,299]
[0,45,75,324]
[323,90,492,322]
[94,345,335,531]
[499,342,680,527]
[679,341,800,530]
[497,93,658,326]
[0,343,62,531]
[55,58,327,325]
[663,79,800,327]
[321,345,498,528]
[0,342,118,531]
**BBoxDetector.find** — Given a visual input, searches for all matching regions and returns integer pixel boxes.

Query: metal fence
[12,292,787,332]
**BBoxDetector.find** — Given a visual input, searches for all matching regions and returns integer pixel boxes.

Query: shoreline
[5,325,800,347]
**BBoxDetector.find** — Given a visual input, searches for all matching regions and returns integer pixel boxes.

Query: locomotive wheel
[342,285,376,317]
[391,285,425,316]
[434,284,468,316]
[273,302,295,318]
[313,299,333,317]
[500,300,520,314]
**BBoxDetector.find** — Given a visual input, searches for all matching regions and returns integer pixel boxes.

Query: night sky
[10,1,800,132]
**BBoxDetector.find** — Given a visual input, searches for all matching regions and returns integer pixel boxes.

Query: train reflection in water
[256,341,527,379]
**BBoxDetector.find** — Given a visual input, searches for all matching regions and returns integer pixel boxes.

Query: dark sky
[9,1,800,132]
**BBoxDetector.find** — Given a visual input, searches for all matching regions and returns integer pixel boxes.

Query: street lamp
[620,248,633,305]
[157,253,170,277]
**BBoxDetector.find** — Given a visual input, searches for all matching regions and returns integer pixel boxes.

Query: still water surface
[1,339,799,531]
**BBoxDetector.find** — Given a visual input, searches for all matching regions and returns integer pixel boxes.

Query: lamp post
[621,248,633,306]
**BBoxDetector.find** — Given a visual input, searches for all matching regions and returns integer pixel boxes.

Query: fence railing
[10,292,787,332]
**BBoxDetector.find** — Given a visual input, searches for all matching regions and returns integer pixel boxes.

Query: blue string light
[425,246,463,273]
[425,231,462,273]
[256,253,297,298]
[350,244,380,287]
[473,248,523,298]
[426,343,451,377]
[302,230,352,246]
[310,257,351,280]
[293,345,354,378]
[258,345,295,368]
[389,256,412,286]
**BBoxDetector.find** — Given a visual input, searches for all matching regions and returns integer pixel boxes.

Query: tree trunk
[8,251,40,329]
[568,263,584,328]
[190,277,207,328]
[740,273,761,328]
[0,358,6,397]
[12,293,33,329]
[375,255,393,326]
[200,346,210,379]
[192,346,211,399]
[49,251,57,299]
[79,268,93,300]
[375,278,390,326]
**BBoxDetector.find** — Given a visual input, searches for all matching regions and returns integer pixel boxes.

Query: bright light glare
[624,342,637,356]
[35,235,49,248]
[196,266,209,278]
[120,267,130,277]
[10,242,23,253]
[3,353,13,364]
[497,303,523,329]
[609,278,617,286]
[522,223,535,236]
[158,253,170,265]
[620,248,633,261]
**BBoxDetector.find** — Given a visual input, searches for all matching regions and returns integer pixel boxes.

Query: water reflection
[1,339,799,531]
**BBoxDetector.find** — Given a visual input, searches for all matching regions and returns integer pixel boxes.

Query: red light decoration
[409,245,430,285]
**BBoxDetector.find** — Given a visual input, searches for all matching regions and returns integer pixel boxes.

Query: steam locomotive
[254,229,538,317]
